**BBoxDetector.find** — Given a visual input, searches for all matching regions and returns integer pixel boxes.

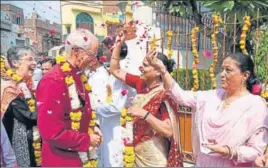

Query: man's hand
[94,126,103,144]
[255,153,268,167]
[90,134,101,148]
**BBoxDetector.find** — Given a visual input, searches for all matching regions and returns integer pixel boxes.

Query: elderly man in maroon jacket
[36,29,102,167]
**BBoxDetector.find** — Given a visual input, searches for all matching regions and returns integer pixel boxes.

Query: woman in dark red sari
[109,30,183,167]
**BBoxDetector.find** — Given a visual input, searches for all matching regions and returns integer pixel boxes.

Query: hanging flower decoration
[120,105,135,167]
[166,30,173,59]
[150,35,158,50]
[240,16,251,55]
[1,56,41,165]
[191,26,200,91]
[209,14,222,89]
[55,55,97,167]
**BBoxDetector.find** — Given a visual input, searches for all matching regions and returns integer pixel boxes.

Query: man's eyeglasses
[73,47,97,57]
[18,57,38,62]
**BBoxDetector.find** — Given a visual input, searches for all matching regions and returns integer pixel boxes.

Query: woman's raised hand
[146,50,165,71]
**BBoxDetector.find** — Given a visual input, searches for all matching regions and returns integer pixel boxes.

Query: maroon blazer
[36,64,92,167]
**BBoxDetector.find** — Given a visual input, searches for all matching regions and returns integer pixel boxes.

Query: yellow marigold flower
[80,74,88,82]
[91,111,96,119]
[56,55,66,64]
[124,155,135,162]
[36,158,41,164]
[91,160,98,167]
[89,119,96,127]
[88,127,94,134]
[121,108,127,117]
[125,146,134,154]
[192,69,198,75]
[28,99,35,106]
[125,115,133,121]
[11,74,22,83]
[29,105,35,112]
[242,26,248,31]
[166,30,173,36]
[84,83,92,92]
[71,122,80,130]
[33,142,41,149]
[240,45,245,49]
[244,16,250,21]
[83,161,92,167]
[120,117,126,125]
[65,76,74,85]
[61,62,71,72]
[34,151,42,157]
[106,96,111,104]
[239,40,245,45]
[240,33,246,38]
[6,69,14,76]
[70,111,82,122]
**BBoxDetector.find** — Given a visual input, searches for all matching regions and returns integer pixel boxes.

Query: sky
[2,1,61,24]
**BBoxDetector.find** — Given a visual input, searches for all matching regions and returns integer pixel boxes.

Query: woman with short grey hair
[2,46,40,167]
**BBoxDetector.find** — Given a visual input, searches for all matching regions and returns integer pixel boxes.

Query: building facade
[24,13,61,54]
[61,1,133,42]
[1,4,25,55]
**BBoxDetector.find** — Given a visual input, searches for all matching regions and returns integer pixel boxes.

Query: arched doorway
[76,12,94,34]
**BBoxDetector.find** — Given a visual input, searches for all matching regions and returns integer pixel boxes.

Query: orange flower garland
[120,107,135,167]
[191,26,200,91]
[209,14,222,89]
[56,55,97,167]
[240,16,251,55]
[0,56,41,165]
[166,30,173,59]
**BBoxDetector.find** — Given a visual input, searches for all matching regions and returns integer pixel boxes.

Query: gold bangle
[112,57,120,61]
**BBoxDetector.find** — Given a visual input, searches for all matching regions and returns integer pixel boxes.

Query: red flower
[252,84,262,95]
[202,50,212,58]
[121,90,128,96]
[99,56,107,63]
[128,21,134,26]
[192,64,197,69]
[83,36,88,42]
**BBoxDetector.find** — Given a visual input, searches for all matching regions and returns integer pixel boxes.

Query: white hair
[65,29,98,53]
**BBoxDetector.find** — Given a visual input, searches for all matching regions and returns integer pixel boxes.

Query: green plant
[172,68,212,90]
[255,30,268,83]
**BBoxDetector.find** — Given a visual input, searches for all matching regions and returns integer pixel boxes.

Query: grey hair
[6,46,35,68]
[65,28,99,53]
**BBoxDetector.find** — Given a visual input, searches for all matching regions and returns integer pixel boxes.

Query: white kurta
[87,65,136,167]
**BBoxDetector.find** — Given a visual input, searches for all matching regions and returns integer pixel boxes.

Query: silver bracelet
[229,147,234,160]
[160,68,167,75]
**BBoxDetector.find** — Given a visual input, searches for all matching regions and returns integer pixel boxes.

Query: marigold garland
[0,56,41,165]
[240,16,251,55]
[55,55,97,167]
[191,26,200,91]
[120,107,135,167]
[209,14,222,89]
[166,30,173,59]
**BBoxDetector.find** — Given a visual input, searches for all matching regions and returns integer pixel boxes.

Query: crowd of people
[0,26,267,167]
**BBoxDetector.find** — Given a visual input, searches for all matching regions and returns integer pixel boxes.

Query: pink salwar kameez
[166,80,268,167]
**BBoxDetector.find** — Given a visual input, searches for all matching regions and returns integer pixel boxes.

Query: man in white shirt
[87,37,135,167]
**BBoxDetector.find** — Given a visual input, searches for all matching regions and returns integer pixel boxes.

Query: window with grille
[76,12,94,33]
